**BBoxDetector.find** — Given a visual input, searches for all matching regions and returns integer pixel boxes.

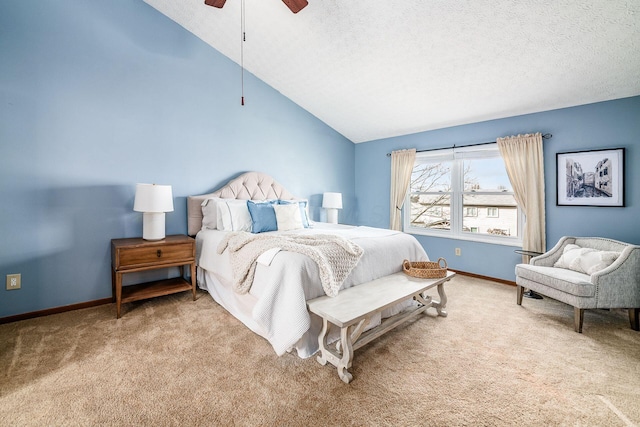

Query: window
[405,144,522,245]
[464,207,478,217]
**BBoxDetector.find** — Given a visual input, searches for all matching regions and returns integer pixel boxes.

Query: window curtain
[390,148,416,230]
[497,133,546,254]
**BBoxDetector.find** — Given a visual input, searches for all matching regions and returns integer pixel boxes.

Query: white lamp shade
[322,192,343,209]
[133,184,174,213]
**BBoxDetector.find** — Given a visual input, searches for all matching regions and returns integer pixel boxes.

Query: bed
[187,172,430,358]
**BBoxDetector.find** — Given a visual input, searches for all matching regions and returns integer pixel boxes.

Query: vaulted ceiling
[144,0,640,143]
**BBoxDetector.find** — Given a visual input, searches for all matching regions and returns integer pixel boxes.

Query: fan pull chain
[240,0,245,105]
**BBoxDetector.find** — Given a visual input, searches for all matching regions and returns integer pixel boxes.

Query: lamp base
[326,208,338,224]
[142,212,166,240]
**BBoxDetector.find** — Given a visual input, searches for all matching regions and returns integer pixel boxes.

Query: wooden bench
[307,270,455,383]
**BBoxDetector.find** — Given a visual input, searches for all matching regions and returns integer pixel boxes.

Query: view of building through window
[405,146,520,243]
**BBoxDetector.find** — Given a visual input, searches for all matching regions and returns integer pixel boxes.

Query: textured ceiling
[144,0,640,143]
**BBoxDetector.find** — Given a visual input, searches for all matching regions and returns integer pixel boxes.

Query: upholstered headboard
[187,172,297,236]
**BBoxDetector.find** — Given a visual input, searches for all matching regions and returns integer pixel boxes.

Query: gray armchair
[516,236,640,333]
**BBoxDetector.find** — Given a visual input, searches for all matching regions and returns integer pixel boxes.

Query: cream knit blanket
[217,232,364,297]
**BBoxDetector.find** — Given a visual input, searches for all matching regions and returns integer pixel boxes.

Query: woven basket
[402,258,448,279]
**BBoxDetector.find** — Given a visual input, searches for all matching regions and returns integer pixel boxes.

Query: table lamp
[322,192,342,224]
[133,183,174,240]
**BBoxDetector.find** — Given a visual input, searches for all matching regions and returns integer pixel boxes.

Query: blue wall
[355,96,640,281]
[0,1,354,318]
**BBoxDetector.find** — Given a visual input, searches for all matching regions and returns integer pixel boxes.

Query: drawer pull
[157,250,162,257]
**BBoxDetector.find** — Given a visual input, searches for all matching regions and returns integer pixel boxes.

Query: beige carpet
[1,275,639,426]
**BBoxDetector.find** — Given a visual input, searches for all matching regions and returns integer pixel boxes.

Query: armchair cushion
[516,264,594,297]
[553,244,620,275]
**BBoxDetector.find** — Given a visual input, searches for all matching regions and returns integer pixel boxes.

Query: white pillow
[274,203,304,231]
[216,200,252,232]
[554,244,620,275]
[201,198,221,230]
[279,199,311,228]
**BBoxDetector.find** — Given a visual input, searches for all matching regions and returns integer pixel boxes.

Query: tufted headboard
[187,172,297,236]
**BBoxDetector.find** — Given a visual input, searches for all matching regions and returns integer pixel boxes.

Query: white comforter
[196,223,429,357]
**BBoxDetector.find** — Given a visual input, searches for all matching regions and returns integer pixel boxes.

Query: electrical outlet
[6,274,21,290]
[455,248,461,256]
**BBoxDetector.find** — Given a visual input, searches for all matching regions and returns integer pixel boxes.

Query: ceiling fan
[204,0,308,14]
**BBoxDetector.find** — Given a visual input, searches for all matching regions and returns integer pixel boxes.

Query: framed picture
[556,148,625,207]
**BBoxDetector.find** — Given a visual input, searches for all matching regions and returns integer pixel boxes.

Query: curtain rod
[386,133,552,157]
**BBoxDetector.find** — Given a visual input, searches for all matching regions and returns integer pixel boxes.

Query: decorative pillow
[247,200,278,233]
[278,199,310,228]
[274,203,304,231]
[554,244,620,275]
[201,197,221,230]
[216,200,252,232]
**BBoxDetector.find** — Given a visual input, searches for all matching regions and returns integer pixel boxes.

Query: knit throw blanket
[217,232,364,297]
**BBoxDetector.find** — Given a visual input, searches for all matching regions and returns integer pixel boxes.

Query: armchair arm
[592,246,640,308]
[531,236,576,267]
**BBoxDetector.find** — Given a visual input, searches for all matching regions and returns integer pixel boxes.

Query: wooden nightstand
[111,235,196,318]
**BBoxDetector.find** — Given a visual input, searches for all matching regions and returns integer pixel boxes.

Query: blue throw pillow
[247,200,278,233]
[279,199,310,228]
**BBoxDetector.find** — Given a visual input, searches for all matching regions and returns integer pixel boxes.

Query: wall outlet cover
[6,274,21,290]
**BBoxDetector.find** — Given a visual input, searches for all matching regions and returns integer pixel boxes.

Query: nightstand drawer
[116,242,193,270]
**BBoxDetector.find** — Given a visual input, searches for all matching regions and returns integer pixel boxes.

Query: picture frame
[556,148,625,207]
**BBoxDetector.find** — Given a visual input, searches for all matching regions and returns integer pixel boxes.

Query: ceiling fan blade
[204,0,227,8]
[282,0,308,14]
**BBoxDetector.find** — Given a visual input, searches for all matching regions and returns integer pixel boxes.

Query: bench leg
[316,318,331,367]
[434,282,448,317]
[336,318,368,353]
[337,326,354,384]
[417,281,449,317]
[316,318,356,383]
